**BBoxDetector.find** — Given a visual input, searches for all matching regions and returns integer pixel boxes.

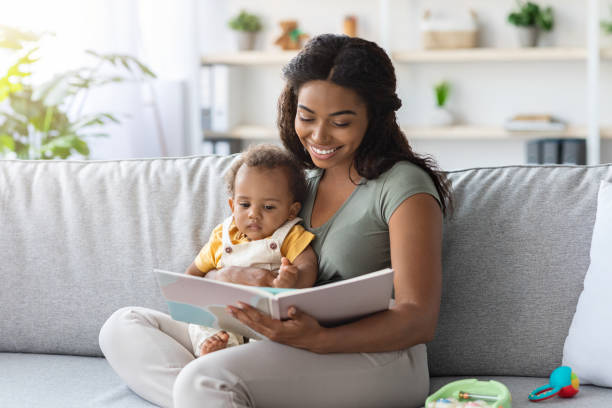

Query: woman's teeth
[311,146,339,155]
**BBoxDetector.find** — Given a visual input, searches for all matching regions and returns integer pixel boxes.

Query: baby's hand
[272,257,298,288]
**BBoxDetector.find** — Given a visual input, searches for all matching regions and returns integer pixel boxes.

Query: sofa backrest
[2,157,611,375]
[429,164,612,377]
[0,156,235,356]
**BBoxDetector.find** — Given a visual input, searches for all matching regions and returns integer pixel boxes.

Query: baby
[184,144,318,356]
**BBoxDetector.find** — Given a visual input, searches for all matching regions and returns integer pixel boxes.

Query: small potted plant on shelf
[228,10,262,51]
[602,6,612,47]
[429,80,454,126]
[507,1,554,47]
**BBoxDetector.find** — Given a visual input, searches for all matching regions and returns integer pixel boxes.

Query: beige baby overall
[188,216,302,356]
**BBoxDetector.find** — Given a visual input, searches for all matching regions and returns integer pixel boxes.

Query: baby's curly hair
[224,144,307,204]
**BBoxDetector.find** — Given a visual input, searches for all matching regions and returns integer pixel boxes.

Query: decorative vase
[429,106,454,126]
[516,26,539,47]
[235,31,256,51]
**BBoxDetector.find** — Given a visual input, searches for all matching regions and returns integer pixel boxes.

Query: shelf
[204,125,278,140]
[201,48,612,66]
[392,47,589,63]
[204,125,612,141]
[201,51,299,65]
[402,125,612,140]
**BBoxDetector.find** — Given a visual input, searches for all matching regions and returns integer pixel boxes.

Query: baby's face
[229,165,301,241]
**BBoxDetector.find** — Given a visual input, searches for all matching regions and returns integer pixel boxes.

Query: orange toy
[274,20,309,50]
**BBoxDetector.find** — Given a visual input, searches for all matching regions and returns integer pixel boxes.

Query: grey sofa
[1,155,611,408]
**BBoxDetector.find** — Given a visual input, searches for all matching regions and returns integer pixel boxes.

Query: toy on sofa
[528,366,579,402]
[426,379,512,408]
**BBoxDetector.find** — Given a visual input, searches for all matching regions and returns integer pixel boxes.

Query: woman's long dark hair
[278,34,452,215]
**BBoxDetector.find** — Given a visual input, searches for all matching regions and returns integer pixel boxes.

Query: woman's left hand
[227,302,326,352]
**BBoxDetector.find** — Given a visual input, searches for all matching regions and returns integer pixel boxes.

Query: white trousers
[99,306,430,408]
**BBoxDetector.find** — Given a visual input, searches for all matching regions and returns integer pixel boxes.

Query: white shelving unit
[205,123,612,141]
[202,47,612,66]
[199,0,609,165]
[201,50,299,66]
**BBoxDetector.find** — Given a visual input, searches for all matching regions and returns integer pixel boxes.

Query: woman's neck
[320,163,361,186]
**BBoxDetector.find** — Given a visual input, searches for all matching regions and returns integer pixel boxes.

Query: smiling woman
[100,33,453,408]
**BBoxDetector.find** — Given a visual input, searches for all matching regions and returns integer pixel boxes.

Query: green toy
[426,379,512,408]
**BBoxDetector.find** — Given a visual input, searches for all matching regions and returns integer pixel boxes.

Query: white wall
[198,0,612,170]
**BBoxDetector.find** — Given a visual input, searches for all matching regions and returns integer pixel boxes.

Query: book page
[274,268,394,325]
[155,269,271,340]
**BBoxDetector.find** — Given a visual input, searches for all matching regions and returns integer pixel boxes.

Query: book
[526,139,542,164]
[541,139,562,164]
[504,120,566,132]
[561,138,586,165]
[154,268,394,340]
[504,114,566,132]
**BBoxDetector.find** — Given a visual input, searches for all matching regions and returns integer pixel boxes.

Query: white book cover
[154,268,394,340]
[503,120,566,132]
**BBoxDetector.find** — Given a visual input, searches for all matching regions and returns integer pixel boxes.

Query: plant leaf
[0,134,16,152]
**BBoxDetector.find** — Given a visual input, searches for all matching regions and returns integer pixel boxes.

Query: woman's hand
[227,302,327,352]
[214,266,277,287]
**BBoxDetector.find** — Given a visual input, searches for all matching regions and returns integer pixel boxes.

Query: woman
[99,34,451,408]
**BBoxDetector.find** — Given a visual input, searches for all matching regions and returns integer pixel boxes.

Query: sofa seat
[430,376,612,407]
[1,352,155,408]
[5,351,611,408]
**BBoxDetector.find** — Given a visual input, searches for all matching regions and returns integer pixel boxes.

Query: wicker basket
[422,30,477,49]
[421,9,478,50]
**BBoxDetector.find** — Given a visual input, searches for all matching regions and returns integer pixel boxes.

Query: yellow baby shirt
[194,219,315,273]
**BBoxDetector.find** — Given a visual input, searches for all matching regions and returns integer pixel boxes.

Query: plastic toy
[426,379,512,408]
[528,366,579,402]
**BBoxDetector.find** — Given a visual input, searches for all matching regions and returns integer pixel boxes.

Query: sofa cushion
[429,376,612,408]
[429,164,612,377]
[563,180,612,386]
[0,156,236,356]
[0,352,155,407]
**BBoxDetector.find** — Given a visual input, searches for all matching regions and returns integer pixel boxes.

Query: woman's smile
[308,143,342,159]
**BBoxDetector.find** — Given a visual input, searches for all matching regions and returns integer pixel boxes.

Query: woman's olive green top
[300,161,441,285]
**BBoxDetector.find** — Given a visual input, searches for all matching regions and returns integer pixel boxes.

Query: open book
[154,268,394,340]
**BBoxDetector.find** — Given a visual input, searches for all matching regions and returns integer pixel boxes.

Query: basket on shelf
[421,9,479,49]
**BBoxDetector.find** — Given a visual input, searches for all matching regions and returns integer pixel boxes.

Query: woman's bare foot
[199,331,230,356]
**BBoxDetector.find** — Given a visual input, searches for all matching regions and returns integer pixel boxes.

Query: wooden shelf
[204,124,612,141]
[392,47,589,63]
[402,125,593,139]
[201,51,299,66]
[204,125,277,139]
[201,47,612,66]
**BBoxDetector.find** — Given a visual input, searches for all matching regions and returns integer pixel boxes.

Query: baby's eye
[239,202,250,208]
[264,205,276,210]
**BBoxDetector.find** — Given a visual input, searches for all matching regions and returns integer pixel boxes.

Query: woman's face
[295,80,369,172]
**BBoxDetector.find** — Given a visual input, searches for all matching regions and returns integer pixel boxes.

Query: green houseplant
[430,81,453,126]
[602,6,612,35]
[0,26,155,160]
[507,1,554,47]
[228,10,262,51]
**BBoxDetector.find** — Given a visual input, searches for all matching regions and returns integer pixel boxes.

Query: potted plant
[429,80,454,126]
[0,26,155,160]
[602,6,612,47]
[228,10,262,51]
[507,1,554,47]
